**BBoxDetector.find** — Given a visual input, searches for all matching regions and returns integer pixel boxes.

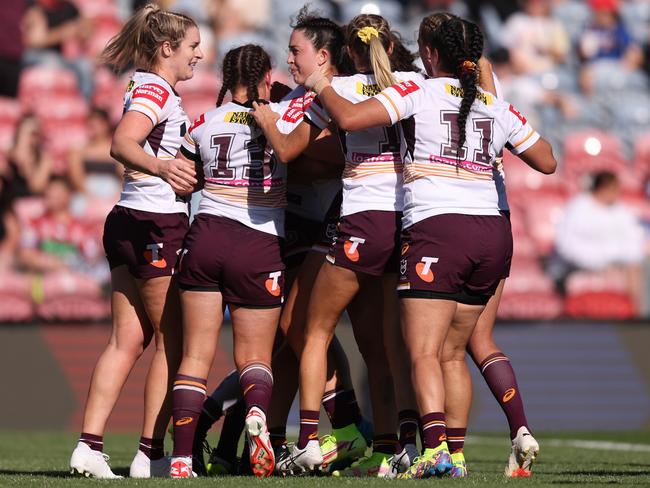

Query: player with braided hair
[300,15,557,479]
[169,44,286,479]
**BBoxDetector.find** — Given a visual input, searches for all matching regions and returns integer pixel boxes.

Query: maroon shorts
[312,190,342,254]
[177,214,285,307]
[284,212,322,269]
[103,205,189,279]
[327,210,402,277]
[397,213,512,305]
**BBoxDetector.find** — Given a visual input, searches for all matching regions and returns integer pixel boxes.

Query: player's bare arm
[111,110,196,193]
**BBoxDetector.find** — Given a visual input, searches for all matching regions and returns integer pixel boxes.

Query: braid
[217,45,271,106]
[435,18,483,152]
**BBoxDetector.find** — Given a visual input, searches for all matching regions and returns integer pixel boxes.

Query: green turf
[1,431,649,486]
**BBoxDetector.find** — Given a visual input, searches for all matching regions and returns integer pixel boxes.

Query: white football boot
[69,442,122,479]
[276,440,323,475]
[170,456,197,478]
[129,449,170,478]
[505,426,539,477]
[386,443,419,478]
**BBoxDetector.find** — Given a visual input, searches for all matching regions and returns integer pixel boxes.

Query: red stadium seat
[177,69,221,98]
[502,151,564,196]
[521,191,568,256]
[182,94,218,123]
[633,131,650,177]
[19,66,80,108]
[37,296,110,321]
[564,269,636,319]
[497,292,564,320]
[0,271,34,322]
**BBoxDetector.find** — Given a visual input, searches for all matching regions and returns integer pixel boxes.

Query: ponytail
[100,4,196,72]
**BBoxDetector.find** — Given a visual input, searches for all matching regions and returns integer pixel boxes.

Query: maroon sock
[239,362,273,414]
[79,433,103,452]
[478,352,529,439]
[373,433,398,455]
[297,410,319,449]
[321,388,361,429]
[139,437,165,460]
[398,409,419,450]
[446,428,466,454]
[269,426,287,448]
[172,374,207,457]
[421,412,446,450]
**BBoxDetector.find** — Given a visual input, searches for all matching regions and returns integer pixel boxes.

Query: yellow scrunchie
[357,26,379,44]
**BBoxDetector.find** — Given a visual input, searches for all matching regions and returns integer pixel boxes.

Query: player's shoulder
[128,71,175,108]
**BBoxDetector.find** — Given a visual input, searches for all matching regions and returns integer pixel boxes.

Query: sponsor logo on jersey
[224,111,256,126]
[126,80,135,93]
[189,113,205,133]
[415,256,438,283]
[445,83,493,105]
[344,237,365,262]
[175,416,194,426]
[144,243,166,268]
[350,152,401,163]
[356,82,381,97]
[401,243,410,256]
[265,271,282,297]
[391,80,421,97]
[508,104,527,125]
[132,83,170,108]
[502,388,516,403]
[282,97,305,123]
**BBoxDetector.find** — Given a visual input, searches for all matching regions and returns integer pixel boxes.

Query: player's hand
[252,101,280,128]
[157,158,197,195]
[270,81,292,102]
[303,65,331,94]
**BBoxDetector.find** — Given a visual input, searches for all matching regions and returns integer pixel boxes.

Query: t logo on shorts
[344,237,365,262]
[265,271,282,297]
[416,256,438,283]
[144,243,166,269]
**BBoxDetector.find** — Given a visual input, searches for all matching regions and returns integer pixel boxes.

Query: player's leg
[441,302,485,478]
[231,304,281,478]
[398,298,456,479]
[287,263,361,473]
[170,289,224,478]
[332,278,397,477]
[382,272,419,476]
[70,265,151,479]
[131,274,183,477]
[467,280,538,477]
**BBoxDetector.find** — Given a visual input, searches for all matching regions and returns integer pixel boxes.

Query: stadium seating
[564,269,637,319]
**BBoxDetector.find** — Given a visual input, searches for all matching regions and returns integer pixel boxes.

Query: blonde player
[69,4,202,479]
[299,15,557,479]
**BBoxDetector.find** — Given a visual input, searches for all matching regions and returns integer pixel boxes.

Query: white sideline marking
[469,436,650,452]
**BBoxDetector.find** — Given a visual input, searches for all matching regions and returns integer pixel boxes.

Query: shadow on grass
[0,466,130,478]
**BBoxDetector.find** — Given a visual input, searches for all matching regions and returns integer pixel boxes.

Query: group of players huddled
[68,2,557,480]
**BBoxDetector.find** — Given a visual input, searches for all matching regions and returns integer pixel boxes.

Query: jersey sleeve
[303,95,331,130]
[127,83,173,126]
[373,79,423,125]
[504,104,540,155]
[180,114,204,162]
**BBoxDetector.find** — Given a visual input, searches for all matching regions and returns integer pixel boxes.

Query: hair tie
[357,26,379,45]
[460,60,477,73]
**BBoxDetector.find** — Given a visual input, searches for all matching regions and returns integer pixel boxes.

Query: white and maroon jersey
[117,71,190,214]
[492,74,510,212]
[278,86,342,222]
[305,71,425,216]
[374,77,539,228]
[181,101,288,237]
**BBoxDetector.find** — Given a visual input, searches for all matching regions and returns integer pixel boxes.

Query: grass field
[1,431,649,486]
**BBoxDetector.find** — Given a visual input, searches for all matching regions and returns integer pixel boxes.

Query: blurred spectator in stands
[209,0,271,58]
[18,175,105,280]
[4,114,53,198]
[68,108,121,200]
[21,0,94,99]
[0,0,27,98]
[501,0,569,76]
[578,0,644,95]
[0,175,20,270]
[547,171,644,303]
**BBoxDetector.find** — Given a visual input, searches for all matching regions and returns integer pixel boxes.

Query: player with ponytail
[70,4,202,479]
